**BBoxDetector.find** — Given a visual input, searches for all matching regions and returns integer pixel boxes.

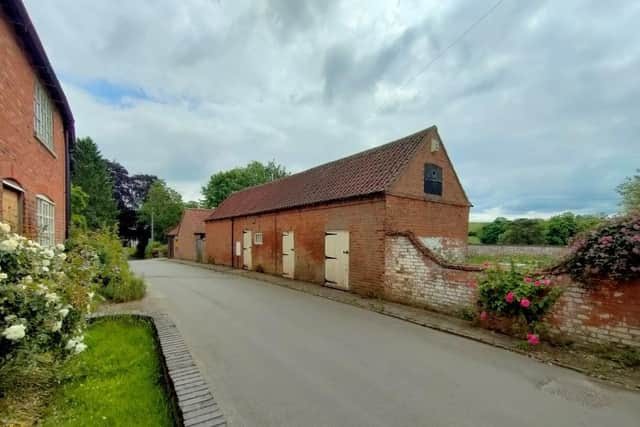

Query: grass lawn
[468,222,488,244]
[41,317,174,427]
[466,253,560,269]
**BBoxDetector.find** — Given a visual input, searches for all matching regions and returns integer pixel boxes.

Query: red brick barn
[169,208,215,262]
[0,0,74,244]
[204,126,471,297]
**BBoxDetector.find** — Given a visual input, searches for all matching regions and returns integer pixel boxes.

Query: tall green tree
[202,160,289,207]
[70,137,118,229]
[479,217,510,244]
[545,212,577,245]
[139,180,183,242]
[617,169,640,213]
[498,218,546,245]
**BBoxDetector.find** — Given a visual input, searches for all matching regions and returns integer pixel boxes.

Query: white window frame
[34,79,54,152]
[36,195,55,246]
[254,232,263,245]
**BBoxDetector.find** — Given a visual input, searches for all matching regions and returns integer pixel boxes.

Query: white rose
[65,338,77,350]
[56,243,65,251]
[0,239,18,252]
[74,342,87,354]
[59,307,70,318]
[43,249,55,259]
[45,292,60,304]
[0,222,10,233]
[2,324,26,341]
[51,321,62,332]
[24,275,33,284]
[42,266,49,273]
[58,253,67,260]
[0,272,7,280]
[42,259,50,267]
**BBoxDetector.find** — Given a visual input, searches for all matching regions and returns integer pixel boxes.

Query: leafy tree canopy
[498,218,546,245]
[139,180,183,243]
[545,212,577,245]
[70,137,118,229]
[479,217,510,244]
[202,160,289,207]
[70,185,89,231]
[617,169,640,214]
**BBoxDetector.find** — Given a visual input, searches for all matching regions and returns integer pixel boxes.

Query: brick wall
[205,197,387,297]
[547,276,640,348]
[384,232,640,349]
[384,233,480,313]
[0,10,67,243]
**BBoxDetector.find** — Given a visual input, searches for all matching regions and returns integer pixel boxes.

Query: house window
[34,79,54,151]
[254,232,263,245]
[36,196,55,246]
[424,163,443,196]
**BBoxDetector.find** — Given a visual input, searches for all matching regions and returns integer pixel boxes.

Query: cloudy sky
[25,0,639,220]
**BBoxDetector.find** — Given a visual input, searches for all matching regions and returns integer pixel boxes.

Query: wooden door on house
[2,184,22,233]
[282,231,294,278]
[168,237,175,258]
[324,231,349,290]
[242,230,252,270]
[195,235,204,263]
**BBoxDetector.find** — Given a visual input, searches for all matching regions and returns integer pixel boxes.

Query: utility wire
[400,0,506,88]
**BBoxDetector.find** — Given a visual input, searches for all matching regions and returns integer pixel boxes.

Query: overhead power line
[400,0,506,88]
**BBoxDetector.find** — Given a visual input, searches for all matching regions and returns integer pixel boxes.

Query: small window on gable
[424,164,443,196]
[34,79,54,151]
[254,232,263,245]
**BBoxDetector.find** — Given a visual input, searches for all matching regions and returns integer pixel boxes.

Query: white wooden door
[282,231,295,278]
[242,230,252,270]
[324,231,349,290]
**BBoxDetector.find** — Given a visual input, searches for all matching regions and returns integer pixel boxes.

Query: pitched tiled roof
[184,208,215,234]
[208,126,436,221]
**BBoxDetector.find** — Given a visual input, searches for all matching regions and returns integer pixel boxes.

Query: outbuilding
[168,208,214,262]
[204,126,471,297]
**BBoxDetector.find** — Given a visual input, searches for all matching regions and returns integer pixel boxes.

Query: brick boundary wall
[89,312,227,427]
[385,232,640,349]
[384,232,481,314]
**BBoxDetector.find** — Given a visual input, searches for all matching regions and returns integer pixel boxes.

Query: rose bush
[477,262,562,345]
[0,222,93,379]
[560,214,640,284]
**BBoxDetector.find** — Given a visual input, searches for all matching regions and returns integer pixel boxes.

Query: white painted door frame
[242,230,252,270]
[324,230,349,290]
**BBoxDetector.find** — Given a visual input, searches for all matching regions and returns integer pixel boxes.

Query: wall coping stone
[88,311,227,427]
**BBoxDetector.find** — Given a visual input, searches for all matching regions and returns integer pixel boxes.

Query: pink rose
[534,280,541,286]
[482,261,490,268]
[520,298,530,308]
[505,291,514,303]
[479,311,488,321]
[542,278,551,286]
[527,333,540,345]
[524,277,532,284]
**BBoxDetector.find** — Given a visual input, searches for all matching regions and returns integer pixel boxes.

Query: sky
[24,0,640,221]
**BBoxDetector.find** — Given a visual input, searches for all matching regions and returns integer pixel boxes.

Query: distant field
[468,222,488,244]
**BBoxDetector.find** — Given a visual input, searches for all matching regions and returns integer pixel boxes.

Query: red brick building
[0,0,74,244]
[168,208,215,262]
[205,126,471,297]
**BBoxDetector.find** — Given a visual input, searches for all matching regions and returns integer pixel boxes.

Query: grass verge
[40,317,173,427]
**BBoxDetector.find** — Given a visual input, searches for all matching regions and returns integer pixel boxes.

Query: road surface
[130,260,640,427]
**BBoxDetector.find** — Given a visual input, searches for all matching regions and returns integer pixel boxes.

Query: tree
[498,219,546,245]
[139,180,183,243]
[479,217,510,244]
[184,200,202,208]
[545,212,577,245]
[575,214,605,233]
[202,160,289,207]
[106,160,157,242]
[617,169,640,213]
[70,137,118,229]
[70,185,89,230]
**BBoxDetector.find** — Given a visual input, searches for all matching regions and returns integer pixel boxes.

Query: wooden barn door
[324,231,349,290]
[195,236,204,263]
[242,230,252,270]
[282,231,294,278]
[1,186,21,233]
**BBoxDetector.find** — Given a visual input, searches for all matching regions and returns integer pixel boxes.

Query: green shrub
[144,240,167,259]
[477,262,562,344]
[560,214,640,284]
[67,228,146,302]
[0,222,92,395]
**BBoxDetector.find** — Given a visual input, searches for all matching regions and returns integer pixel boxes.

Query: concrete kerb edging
[88,311,227,427]
[166,259,640,392]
